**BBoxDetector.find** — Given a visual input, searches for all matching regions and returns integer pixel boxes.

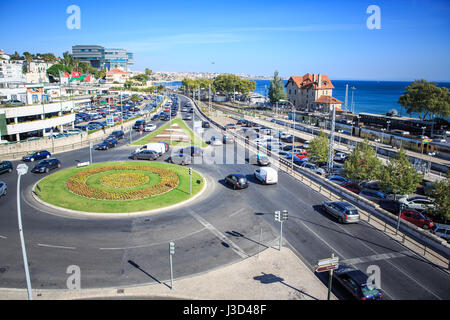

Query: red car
[401,209,434,229]
[295,152,309,160]
[341,182,361,194]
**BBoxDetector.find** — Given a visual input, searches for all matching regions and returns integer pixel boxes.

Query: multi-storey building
[72,45,134,70]
[24,60,55,84]
[285,73,342,113]
[105,68,131,84]
[0,56,25,89]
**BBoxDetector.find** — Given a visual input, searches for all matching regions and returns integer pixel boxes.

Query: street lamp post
[428,152,436,174]
[280,100,296,171]
[16,164,33,300]
[421,126,426,154]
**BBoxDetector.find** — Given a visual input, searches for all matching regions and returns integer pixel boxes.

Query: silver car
[0,181,7,197]
[398,196,435,212]
[322,201,360,224]
[301,162,325,175]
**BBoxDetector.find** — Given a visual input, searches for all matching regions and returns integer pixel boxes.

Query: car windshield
[347,209,359,215]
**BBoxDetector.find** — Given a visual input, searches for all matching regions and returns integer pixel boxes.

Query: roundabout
[34,161,205,214]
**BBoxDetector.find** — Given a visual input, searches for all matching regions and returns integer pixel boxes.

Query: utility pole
[327,98,336,174]
[209,83,212,114]
[344,84,348,113]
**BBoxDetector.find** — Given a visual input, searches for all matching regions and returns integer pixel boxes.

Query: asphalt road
[0,94,449,300]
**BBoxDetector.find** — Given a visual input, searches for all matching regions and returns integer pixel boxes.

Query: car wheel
[30,158,35,162]
[45,168,49,173]
[57,163,61,168]
[338,217,344,224]
[233,184,236,190]
[8,168,12,173]
[4,189,7,196]
[47,155,50,159]
[423,224,430,230]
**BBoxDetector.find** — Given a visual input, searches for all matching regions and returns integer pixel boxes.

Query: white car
[144,124,157,132]
[210,136,223,146]
[398,196,435,212]
[334,152,348,162]
[254,167,278,184]
[0,181,7,197]
[301,162,325,175]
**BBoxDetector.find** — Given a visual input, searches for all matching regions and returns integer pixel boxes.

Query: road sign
[318,256,339,266]
[316,264,339,273]
[107,116,114,127]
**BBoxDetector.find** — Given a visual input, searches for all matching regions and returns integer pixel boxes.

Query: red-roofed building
[105,68,130,84]
[285,73,341,113]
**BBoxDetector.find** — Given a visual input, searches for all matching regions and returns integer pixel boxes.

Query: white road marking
[229,208,246,218]
[0,235,7,239]
[189,210,249,259]
[340,250,413,265]
[37,243,76,250]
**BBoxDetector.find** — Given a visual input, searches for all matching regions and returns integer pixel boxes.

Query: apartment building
[72,45,134,70]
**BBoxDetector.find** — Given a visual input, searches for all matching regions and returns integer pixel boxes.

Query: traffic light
[189,168,192,175]
[282,210,288,221]
[169,242,175,255]
[274,211,281,222]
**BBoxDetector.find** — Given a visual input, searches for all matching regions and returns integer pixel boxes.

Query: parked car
[236,119,247,126]
[144,124,157,132]
[327,175,350,185]
[334,152,348,162]
[0,161,13,174]
[4,99,25,106]
[431,224,450,241]
[183,114,193,120]
[359,189,386,203]
[22,150,51,162]
[131,150,159,161]
[400,209,434,229]
[151,114,159,121]
[254,167,278,184]
[333,265,383,300]
[398,196,435,212]
[224,123,237,130]
[322,201,360,224]
[250,154,270,166]
[109,130,124,140]
[31,158,61,173]
[301,162,325,175]
[168,154,192,166]
[210,136,223,146]
[225,174,249,190]
[202,121,210,128]
[295,152,309,160]
[96,138,117,150]
[0,181,7,196]
[341,182,361,194]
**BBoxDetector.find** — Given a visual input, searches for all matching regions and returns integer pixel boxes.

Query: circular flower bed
[65,165,179,201]
[99,172,149,189]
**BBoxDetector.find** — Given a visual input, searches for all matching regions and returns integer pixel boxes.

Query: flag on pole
[72,71,81,78]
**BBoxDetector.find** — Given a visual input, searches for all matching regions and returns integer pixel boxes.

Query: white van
[254,167,278,185]
[135,143,166,156]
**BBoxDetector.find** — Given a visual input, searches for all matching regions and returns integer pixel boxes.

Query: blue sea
[155,80,450,119]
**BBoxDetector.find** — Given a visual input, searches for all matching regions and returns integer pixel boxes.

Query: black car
[151,114,159,121]
[96,138,117,150]
[237,120,247,126]
[333,265,383,300]
[225,174,249,190]
[131,150,159,161]
[202,121,210,128]
[0,161,13,174]
[133,120,146,130]
[109,130,124,140]
[31,158,61,173]
[180,146,203,157]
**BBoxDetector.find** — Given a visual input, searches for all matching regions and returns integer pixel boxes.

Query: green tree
[428,174,449,224]
[62,51,74,67]
[379,148,423,200]
[398,79,450,120]
[124,80,133,90]
[46,64,71,79]
[306,131,330,163]
[23,52,34,73]
[145,68,152,75]
[10,51,21,60]
[130,94,141,106]
[213,74,255,100]
[268,70,287,105]
[344,139,383,182]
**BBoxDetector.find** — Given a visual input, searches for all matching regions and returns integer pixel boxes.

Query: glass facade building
[72,45,134,70]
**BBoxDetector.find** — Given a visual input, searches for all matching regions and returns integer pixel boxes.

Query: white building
[105,68,131,84]
[24,60,54,84]
[0,56,25,89]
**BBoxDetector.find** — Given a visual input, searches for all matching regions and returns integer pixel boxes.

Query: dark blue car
[22,150,51,162]
[31,158,61,173]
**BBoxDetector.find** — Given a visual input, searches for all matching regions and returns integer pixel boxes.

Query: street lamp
[421,126,427,154]
[16,164,33,300]
[374,139,381,155]
[428,152,436,174]
[386,121,391,133]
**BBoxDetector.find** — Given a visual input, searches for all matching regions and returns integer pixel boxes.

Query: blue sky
[1,0,449,81]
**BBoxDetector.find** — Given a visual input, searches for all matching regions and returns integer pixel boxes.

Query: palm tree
[130,94,140,106]
[23,52,33,73]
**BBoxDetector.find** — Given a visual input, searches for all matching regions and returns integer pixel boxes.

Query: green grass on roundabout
[36,161,204,213]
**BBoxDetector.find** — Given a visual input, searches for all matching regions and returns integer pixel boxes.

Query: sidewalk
[0,247,336,300]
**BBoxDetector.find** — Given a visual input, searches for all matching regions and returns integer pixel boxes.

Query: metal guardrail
[187,95,450,270]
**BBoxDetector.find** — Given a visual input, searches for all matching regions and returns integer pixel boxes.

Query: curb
[31,163,209,220]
